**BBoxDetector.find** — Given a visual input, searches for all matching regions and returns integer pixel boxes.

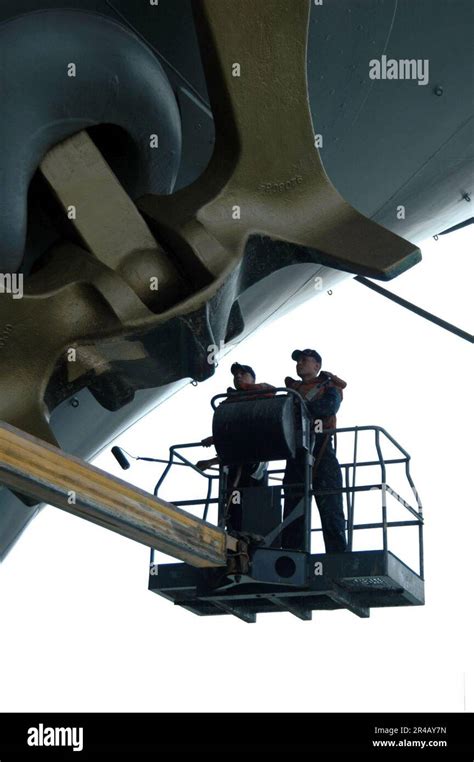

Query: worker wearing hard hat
[196,363,274,532]
[283,349,347,552]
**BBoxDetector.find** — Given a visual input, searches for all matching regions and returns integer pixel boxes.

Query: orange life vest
[284,371,346,431]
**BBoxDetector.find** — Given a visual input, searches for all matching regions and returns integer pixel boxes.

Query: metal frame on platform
[148,391,424,621]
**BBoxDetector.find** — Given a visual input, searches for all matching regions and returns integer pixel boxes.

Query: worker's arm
[306,386,342,418]
[196,457,219,471]
[201,436,214,447]
[237,381,275,391]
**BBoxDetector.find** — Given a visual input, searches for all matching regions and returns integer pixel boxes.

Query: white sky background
[0,226,472,713]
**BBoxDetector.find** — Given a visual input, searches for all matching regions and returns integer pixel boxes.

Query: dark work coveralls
[222,383,273,532]
[226,462,266,532]
[282,378,347,553]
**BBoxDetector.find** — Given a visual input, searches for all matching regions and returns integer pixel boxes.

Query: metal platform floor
[149,549,425,623]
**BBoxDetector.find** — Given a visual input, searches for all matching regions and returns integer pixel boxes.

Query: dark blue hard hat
[230,362,256,380]
[291,348,322,364]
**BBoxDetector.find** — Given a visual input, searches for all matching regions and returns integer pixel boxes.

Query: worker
[196,363,274,532]
[283,349,347,553]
